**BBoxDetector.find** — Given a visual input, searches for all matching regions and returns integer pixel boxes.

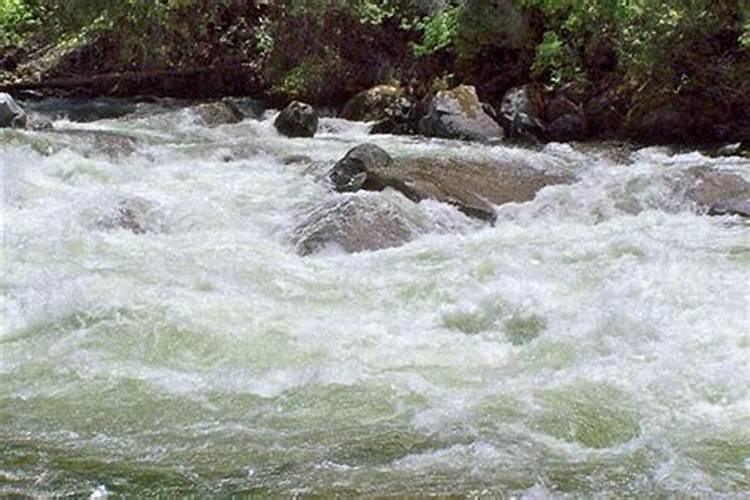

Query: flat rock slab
[364,156,572,222]
[329,144,572,222]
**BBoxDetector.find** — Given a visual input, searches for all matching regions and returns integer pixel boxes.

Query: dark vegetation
[1,0,749,143]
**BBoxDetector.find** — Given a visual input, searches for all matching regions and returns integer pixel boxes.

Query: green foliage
[270,53,343,100]
[532,31,579,85]
[3,0,749,100]
[454,0,531,59]
[410,6,460,56]
[518,0,746,89]
[0,0,35,45]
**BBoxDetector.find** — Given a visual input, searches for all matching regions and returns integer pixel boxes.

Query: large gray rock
[291,195,418,255]
[329,144,572,222]
[418,85,505,142]
[274,101,319,138]
[0,93,28,128]
[683,167,750,217]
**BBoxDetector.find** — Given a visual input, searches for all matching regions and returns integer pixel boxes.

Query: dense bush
[1,0,749,102]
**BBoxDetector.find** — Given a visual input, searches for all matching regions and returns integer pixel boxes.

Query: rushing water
[1,100,749,498]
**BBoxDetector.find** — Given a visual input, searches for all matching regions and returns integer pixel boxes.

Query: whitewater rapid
[1,101,749,497]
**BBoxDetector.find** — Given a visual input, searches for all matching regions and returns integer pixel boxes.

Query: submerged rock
[97,197,162,234]
[281,154,313,165]
[190,100,245,127]
[683,167,750,217]
[26,115,53,131]
[329,144,571,221]
[48,129,138,158]
[0,93,28,128]
[291,195,418,255]
[92,133,138,158]
[274,101,319,138]
[418,85,505,142]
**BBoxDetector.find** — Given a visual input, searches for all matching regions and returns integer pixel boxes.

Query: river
[1,100,749,497]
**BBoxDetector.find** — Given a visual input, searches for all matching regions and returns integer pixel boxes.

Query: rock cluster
[291,143,573,255]
[327,143,571,222]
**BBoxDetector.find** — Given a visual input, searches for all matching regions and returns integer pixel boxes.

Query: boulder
[274,101,319,138]
[291,195,417,255]
[191,100,245,127]
[546,113,588,142]
[584,93,624,138]
[340,85,412,122]
[418,85,505,142]
[683,167,750,217]
[625,101,694,144]
[623,93,728,144]
[499,85,546,142]
[329,144,572,221]
[0,93,28,128]
[328,143,392,192]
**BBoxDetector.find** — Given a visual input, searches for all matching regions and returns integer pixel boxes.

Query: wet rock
[291,195,417,255]
[329,143,392,192]
[0,93,28,128]
[274,101,319,138]
[499,85,545,142]
[341,85,412,122]
[222,97,265,119]
[24,97,139,122]
[683,167,750,217]
[623,94,728,144]
[370,117,415,135]
[545,94,588,141]
[50,129,138,158]
[626,102,693,144]
[585,93,624,138]
[418,85,505,142]
[714,142,750,158]
[97,197,161,234]
[329,144,572,222]
[281,154,313,165]
[91,132,138,158]
[26,115,54,131]
[546,112,588,142]
[191,100,245,127]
